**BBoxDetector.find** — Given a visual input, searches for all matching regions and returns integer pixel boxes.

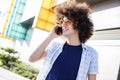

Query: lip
[63,28,69,32]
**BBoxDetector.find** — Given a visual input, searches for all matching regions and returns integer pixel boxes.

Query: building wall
[91,0,120,30]
[5,0,27,40]
[35,0,55,32]
[89,1,120,79]
[91,29,120,40]
[0,0,12,34]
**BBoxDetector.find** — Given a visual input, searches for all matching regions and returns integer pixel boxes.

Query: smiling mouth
[63,28,69,32]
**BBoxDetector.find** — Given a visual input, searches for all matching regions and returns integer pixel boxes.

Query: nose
[62,22,67,28]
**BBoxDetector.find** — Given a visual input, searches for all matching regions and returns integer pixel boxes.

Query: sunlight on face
[61,17,78,37]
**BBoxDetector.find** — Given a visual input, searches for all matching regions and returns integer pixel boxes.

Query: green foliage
[0,54,18,70]
[13,62,39,80]
[1,47,17,54]
[0,47,39,80]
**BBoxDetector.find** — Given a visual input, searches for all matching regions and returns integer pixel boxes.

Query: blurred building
[0,0,120,80]
[1,0,27,40]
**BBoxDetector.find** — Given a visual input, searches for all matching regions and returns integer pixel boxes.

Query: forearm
[29,34,55,62]
[88,74,96,80]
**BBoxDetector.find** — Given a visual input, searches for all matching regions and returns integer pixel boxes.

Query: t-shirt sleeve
[88,49,99,74]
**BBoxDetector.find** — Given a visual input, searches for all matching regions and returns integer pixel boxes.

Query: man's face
[60,17,78,37]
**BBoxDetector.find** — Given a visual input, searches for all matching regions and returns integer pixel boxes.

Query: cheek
[67,28,76,34]
[68,25,74,31]
[69,27,78,34]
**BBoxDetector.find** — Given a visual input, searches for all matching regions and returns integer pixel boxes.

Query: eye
[56,20,63,25]
[65,20,71,26]
[56,18,72,26]
[56,18,64,25]
[60,20,64,24]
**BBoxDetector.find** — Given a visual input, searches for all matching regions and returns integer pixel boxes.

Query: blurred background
[0,0,120,80]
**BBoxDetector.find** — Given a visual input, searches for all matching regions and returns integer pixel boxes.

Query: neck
[66,33,81,46]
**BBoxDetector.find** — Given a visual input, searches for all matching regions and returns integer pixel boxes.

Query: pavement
[0,67,30,80]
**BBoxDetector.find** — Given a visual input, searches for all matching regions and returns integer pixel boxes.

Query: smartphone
[55,27,62,35]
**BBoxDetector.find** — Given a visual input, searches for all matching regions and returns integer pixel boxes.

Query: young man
[29,1,98,80]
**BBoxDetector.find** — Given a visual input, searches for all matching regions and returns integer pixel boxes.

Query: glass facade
[5,0,27,40]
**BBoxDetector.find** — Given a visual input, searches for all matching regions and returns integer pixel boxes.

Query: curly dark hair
[54,1,94,43]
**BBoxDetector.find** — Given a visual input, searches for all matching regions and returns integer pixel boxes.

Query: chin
[62,33,69,37]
